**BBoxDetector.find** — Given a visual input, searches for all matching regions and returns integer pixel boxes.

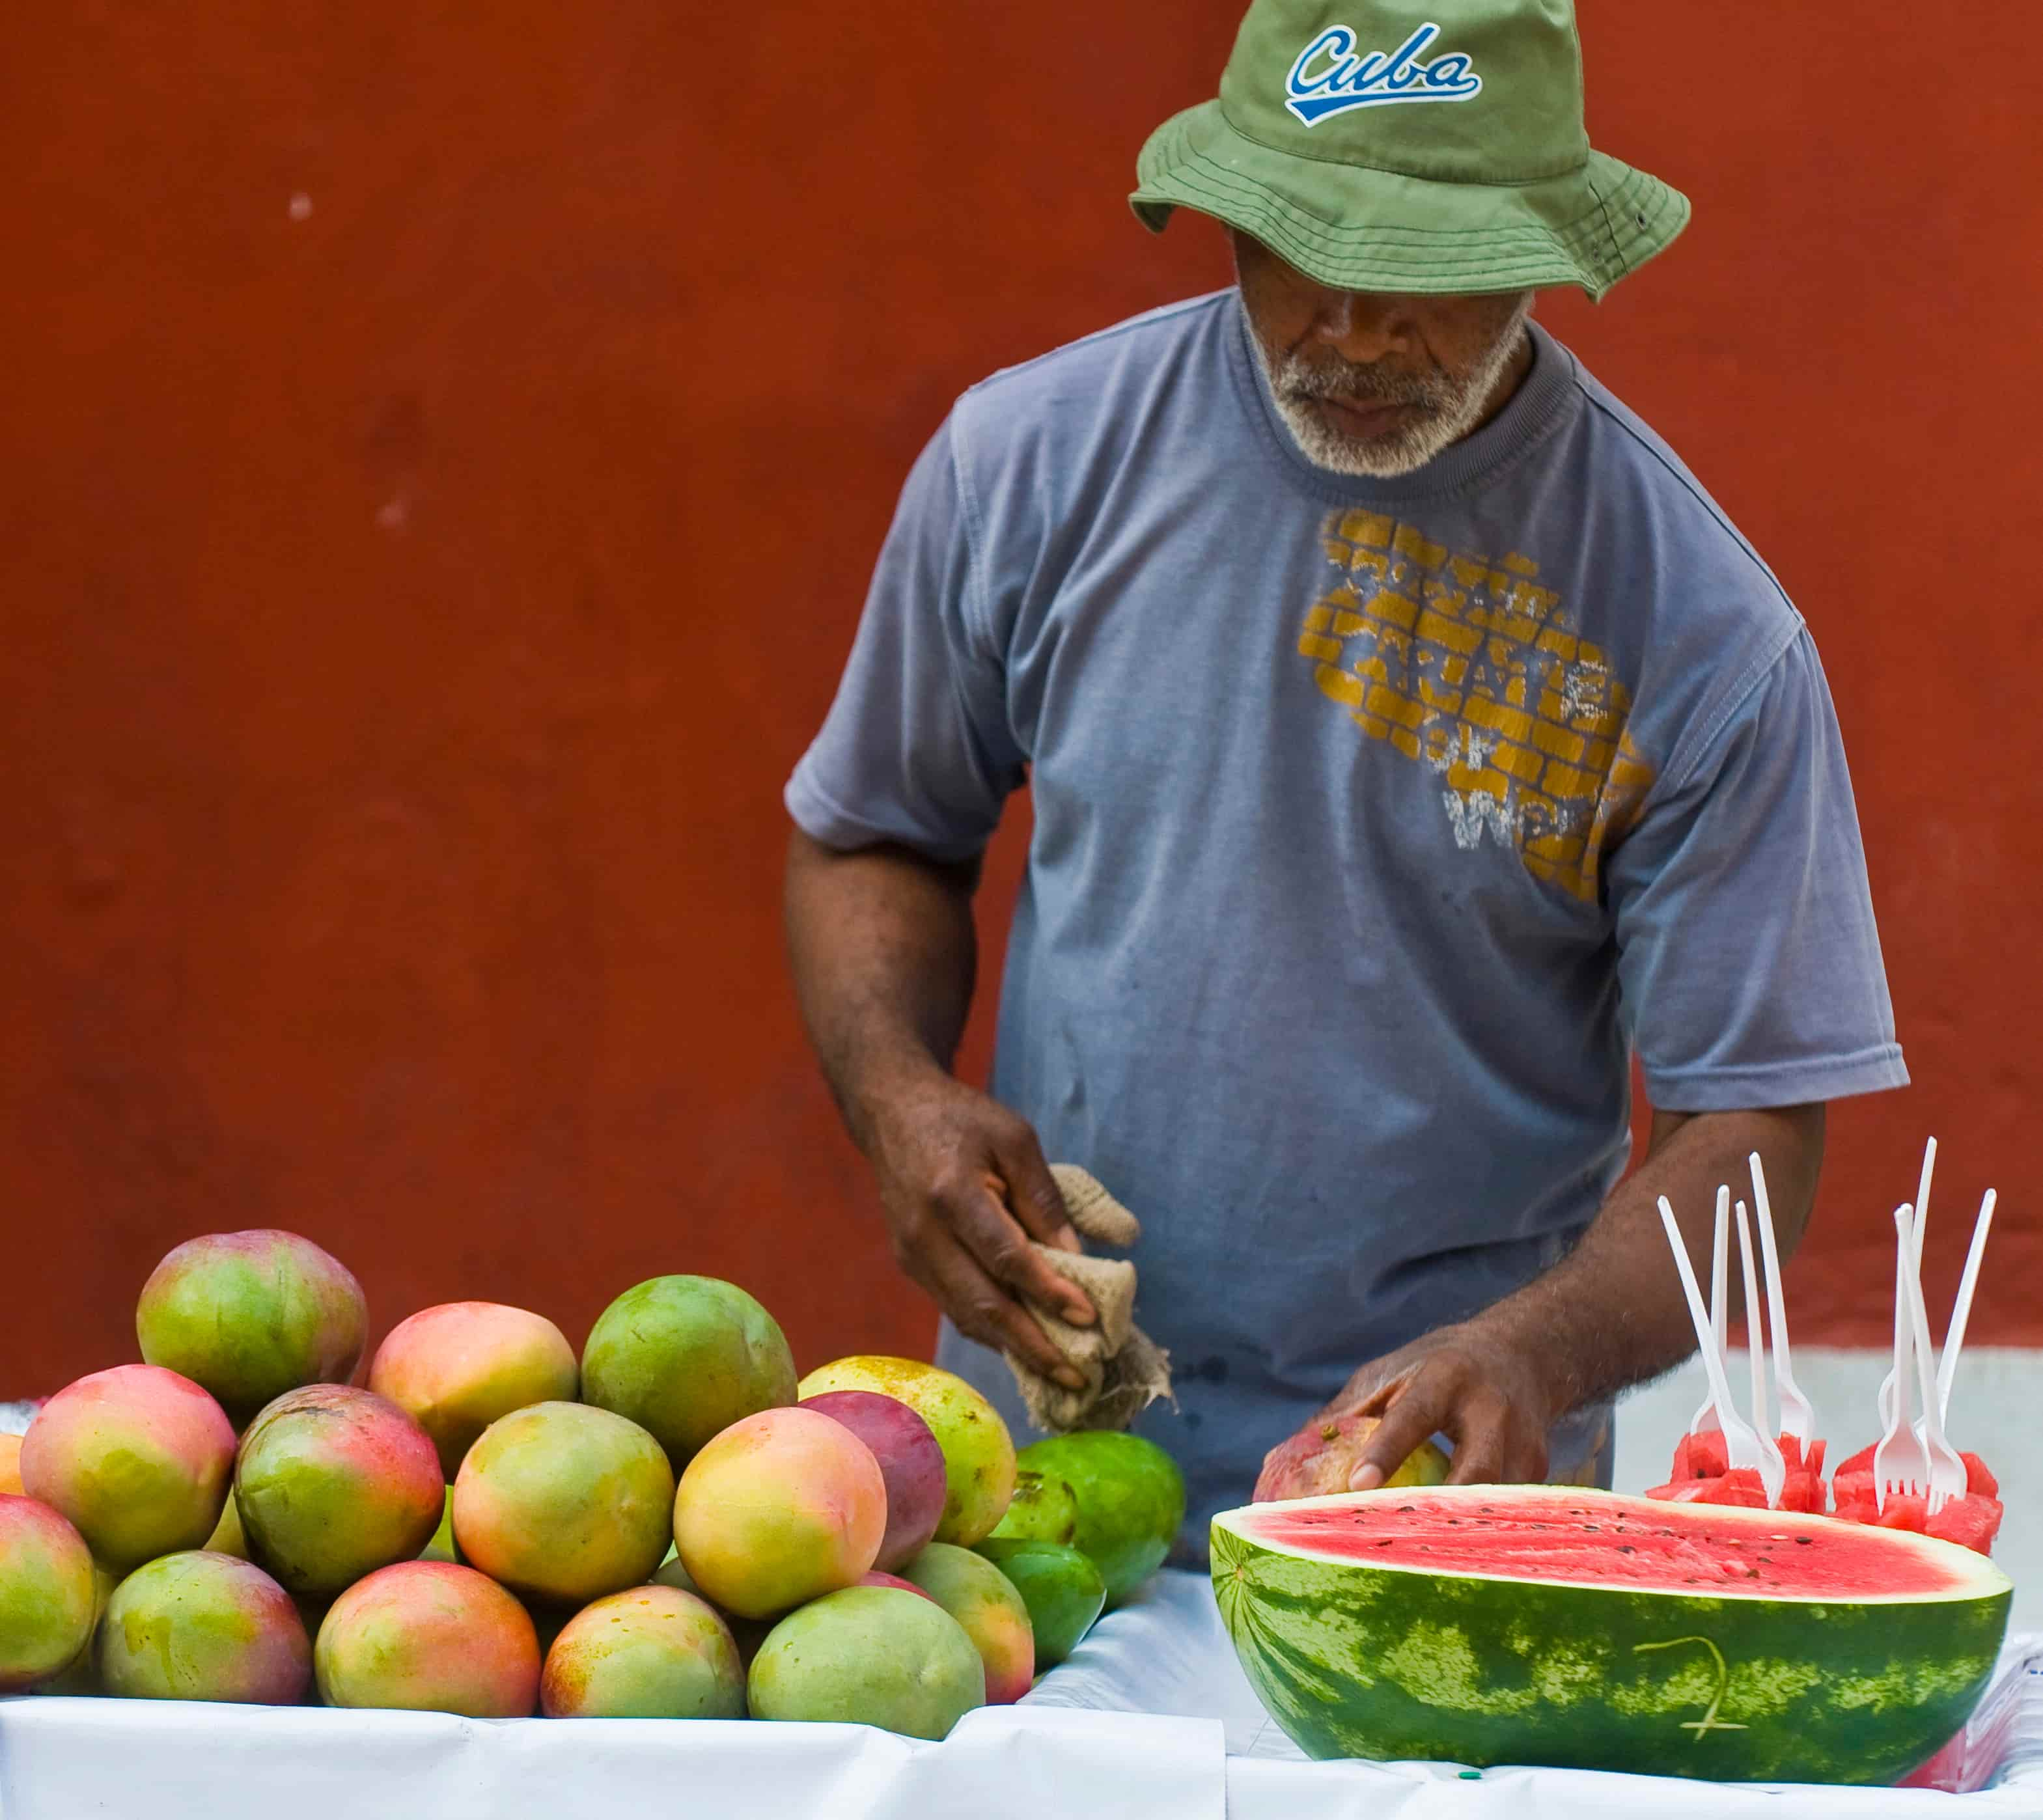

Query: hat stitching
[1150,148,1654,255]
[1145,163,1630,254]
[1143,165,1681,299]
[1165,189,1594,277]
[1154,161,1679,281]
[1140,114,1663,249]
[1585,169,1625,281]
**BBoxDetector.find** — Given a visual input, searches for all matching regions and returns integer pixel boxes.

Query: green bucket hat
[1131,0,1688,298]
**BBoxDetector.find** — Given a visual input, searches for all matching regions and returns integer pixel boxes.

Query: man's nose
[1309,290,1411,362]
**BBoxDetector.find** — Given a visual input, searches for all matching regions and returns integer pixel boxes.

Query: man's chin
[1314,396,1420,441]
[1275,399,1447,479]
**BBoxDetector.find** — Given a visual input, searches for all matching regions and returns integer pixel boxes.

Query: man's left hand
[1314,1322,1560,1490]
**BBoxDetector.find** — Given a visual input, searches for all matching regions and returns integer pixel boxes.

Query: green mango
[988,1433,1186,1608]
[995,1468,1080,1545]
[973,1539,1106,1667]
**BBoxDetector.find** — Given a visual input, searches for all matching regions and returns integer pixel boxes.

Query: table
[3,1572,2038,1817]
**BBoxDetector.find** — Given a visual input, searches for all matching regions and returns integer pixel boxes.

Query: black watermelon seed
[1795,1537,1813,1545]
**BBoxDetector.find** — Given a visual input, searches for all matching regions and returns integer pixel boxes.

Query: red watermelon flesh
[1778,1435,1828,1512]
[1898,1674,2025,1794]
[1833,1443,1997,1498]
[1649,1433,1826,1512]
[1664,1430,1826,1480]
[1904,1732,1971,1796]
[1666,1427,1729,1480]
[1828,1444,2002,1555]
[1780,1433,1826,1475]
[1247,1491,1980,1594]
[1646,1467,1770,1508]
[1830,1476,2003,1556]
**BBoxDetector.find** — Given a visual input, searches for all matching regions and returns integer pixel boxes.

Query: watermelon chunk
[1833,1443,1998,1498]
[1213,1484,2011,1784]
[1930,1498,2004,1557]
[1645,1466,1770,1508]
[1827,1444,2003,1555]
[1829,1476,2003,1555]
[1648,1435,1826,1512]
[1778,1433,1826,1476]
[1666,1427,1729,1480]
[1777,1436,1828,1513]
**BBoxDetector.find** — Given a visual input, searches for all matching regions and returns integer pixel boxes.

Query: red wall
[4,3,2038,1394]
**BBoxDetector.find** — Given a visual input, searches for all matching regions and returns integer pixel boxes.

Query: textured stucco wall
[3,3,2037,1393]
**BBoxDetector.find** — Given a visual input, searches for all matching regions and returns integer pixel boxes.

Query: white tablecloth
[2,1571,2037,1818]
[0,1697,1225,1820]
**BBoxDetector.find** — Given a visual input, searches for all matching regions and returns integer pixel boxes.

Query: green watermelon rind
[1210,1485,2012,1786]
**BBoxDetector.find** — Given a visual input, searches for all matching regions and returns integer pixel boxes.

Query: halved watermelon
[1211,1484,2011,1784]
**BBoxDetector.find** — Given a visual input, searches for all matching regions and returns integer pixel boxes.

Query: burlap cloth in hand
[1003,1165,1173,1433]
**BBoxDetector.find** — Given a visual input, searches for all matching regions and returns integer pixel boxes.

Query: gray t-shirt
[786,291,1905,1561]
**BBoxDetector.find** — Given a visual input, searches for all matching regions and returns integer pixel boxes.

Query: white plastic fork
[1937,1189,1997,1426]
[1734,1198,1787,1505]
[1898,1206,1967,1515]
[1686,1185,1731,1437]
[1749,1150,1815,1451]
[1875,1204,1932,1515]
[1878,1137,1936,1431]
[1658,1196,1775,1491]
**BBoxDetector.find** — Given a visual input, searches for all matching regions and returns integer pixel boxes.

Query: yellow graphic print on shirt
[1297,509,1656,903]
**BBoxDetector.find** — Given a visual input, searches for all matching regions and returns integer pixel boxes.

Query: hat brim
[1131,100,1688,301]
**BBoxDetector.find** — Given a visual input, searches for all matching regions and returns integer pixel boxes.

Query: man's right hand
[782,831,1093,1386]
[863,1064,1096,1390]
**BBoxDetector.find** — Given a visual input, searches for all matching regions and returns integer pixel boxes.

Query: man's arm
[1336,1102,1826,1489]
[784,828,1094,1388]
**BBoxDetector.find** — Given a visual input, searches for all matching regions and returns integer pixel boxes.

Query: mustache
[1273,355,1449,411]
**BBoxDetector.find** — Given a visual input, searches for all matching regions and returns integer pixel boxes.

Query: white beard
[1251,296,1533,479]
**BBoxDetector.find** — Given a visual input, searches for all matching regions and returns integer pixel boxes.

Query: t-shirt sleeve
[784,414,1025,863]
[1609,628,1908,1110]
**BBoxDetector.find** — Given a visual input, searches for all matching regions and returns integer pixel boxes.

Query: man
[782,0,1905,1558]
